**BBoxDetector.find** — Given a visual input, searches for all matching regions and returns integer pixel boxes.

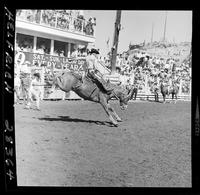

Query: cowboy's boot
[97,77,113,94]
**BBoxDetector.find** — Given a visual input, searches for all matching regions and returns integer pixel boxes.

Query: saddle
[85,74,113,94]
[84,74,102,89]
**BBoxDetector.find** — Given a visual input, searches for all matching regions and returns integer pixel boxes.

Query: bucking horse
[46,70,135,127]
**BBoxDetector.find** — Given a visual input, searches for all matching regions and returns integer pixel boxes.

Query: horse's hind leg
[108,104,122,122]
[100,97,118,126]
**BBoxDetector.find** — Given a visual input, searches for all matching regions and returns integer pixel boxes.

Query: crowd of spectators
[16,9,96,36]
[99,48,191,94]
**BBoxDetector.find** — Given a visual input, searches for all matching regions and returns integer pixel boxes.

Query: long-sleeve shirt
[86,54,98,71]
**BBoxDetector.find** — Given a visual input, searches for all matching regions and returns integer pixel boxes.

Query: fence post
[61,65,66,100]
[179,79,182,97]
[41,66,45,100]
[39,10,43,25]
[81,19,84,34]
[145,74,149,99]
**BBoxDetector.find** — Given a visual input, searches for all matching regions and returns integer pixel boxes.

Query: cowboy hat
[90,48,99,54]
[33,72,40,79]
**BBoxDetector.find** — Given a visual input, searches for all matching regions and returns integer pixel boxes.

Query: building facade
[15,10,96,99]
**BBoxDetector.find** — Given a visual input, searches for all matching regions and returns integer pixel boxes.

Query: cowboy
[86,48,113,94]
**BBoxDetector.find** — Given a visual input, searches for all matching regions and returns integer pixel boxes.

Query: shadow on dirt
[147,99,163,103]
[38,115,115,127]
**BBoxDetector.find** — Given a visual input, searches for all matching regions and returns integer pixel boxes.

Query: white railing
[16,10,95,37]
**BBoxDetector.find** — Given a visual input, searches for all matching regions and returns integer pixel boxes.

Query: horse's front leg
[107,104,122,122]
[100,99,118,127]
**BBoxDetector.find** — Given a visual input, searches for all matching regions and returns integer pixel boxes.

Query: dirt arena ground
[15,100,191,187]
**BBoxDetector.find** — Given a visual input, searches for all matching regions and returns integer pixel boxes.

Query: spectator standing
[28,72,44,110]
[59,50,65,57]
[71,48,78,58]
[14,73,21,104]
[37,45,45,54]
[20,61,31,108]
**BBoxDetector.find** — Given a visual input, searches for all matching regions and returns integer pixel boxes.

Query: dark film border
[0,3,199,195]
[1,5,17,193]
[3,5,17,190]
[192,8,200,192]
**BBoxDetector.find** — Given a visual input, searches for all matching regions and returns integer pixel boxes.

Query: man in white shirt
[20,61,32,107]
[86,48,113,94]
[14,73,21,104]
[27,72,44,110]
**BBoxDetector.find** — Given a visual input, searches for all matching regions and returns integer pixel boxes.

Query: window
[16,33,34,52]
[36,37,51,54]
[54,40,68,57]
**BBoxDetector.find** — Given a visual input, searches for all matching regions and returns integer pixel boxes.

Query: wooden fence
[17,58,191,101]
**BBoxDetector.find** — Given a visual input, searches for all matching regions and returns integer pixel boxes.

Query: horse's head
[116,85,134,110]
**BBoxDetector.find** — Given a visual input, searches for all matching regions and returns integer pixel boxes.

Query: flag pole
[163,11,168,42]
[151,22,154,44]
